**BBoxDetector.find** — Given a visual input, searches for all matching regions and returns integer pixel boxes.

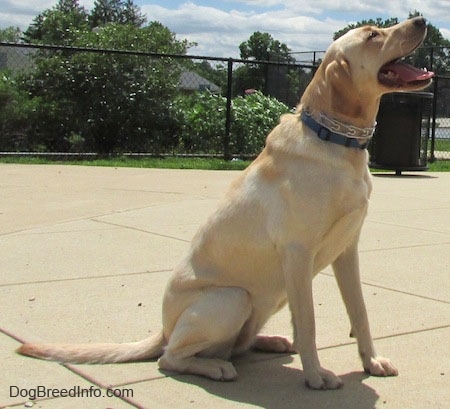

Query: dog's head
[333,16,433,93]
[301,17,434,125]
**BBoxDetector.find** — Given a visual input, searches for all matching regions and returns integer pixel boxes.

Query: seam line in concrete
[0,203,183,237]
[360,241,450,253]
[365,219,450,235]
[91,218,191,243]
[318,324,450,351]
[319,272,449,305]
[0,269,172,288]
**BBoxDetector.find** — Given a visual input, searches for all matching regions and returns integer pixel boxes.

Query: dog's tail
[16,331,165,364]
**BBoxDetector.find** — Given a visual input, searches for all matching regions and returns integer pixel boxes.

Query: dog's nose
[413,16,427,27]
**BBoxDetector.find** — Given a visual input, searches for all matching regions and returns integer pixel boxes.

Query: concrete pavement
[1,164,449,409]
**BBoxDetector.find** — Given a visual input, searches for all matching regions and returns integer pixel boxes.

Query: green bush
[230,91,290,155]
[2,66,289,155]
[175,92,227,153]
[19,23,188,154]
[0,73,40,151]
[175,90,290,156]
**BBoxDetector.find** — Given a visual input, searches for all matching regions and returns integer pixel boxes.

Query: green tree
[23,0,146,44]
[121,0,147,26]
[0,27,21,42]
[235,32,306,106]
[90,0,146,27]
[56,0,86,13]
[235,32,295,96]
[239,32,294,62]
[23,0,89,44]
[21,19,189,153]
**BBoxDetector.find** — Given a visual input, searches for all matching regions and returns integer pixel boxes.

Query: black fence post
[430,75,439,162]
[224,58,233,160]
[430,46,434,73]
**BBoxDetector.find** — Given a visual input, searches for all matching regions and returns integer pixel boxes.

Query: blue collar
[300,110,371,150]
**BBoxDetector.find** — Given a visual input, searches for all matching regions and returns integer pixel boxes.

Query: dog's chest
[314,179,370,271]
[274,172,371,271]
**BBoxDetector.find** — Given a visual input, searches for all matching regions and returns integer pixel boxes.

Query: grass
[424,160,450,171]
[434,139,450,152]
[0,155,449,171]
[0,155,253,171]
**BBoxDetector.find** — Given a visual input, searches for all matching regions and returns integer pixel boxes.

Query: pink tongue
[384,62,434,82]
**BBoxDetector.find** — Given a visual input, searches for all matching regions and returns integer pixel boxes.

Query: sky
[2,0,450,59]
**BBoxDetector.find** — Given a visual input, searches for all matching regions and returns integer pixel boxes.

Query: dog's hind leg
[158,287,252,381]
[252,334,295,353]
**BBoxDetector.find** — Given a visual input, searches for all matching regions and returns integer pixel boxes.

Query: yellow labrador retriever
[18,17,433,389]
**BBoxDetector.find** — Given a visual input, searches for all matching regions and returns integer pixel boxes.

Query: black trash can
[369,92,433,175]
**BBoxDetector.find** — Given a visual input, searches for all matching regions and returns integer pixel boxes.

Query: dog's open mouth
[378,60,434,87]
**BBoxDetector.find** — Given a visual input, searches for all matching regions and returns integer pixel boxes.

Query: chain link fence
[1,42,449,161]
[430,75,450,161]
[0,43,316,159]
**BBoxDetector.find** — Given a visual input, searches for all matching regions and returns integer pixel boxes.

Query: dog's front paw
[364,356,398,377]
[305,368,343,390]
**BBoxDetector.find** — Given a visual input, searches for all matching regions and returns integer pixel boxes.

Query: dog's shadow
[166,352,380,409]
[372,173,437,179]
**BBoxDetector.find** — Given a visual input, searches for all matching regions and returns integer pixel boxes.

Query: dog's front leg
[332,243,398,377]
[282,243,343,390]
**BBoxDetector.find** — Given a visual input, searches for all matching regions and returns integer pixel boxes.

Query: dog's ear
[326,56,363,118]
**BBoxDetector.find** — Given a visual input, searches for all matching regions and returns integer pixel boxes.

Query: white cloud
[0,1,49,29]
[2,0,450,58]
[0,0,95,31]
[235,0,450,18]
[440,28,450,41]
[142,1,450,57]
[142,3,342,57]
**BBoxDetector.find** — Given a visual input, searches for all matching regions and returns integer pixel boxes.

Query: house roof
[179,70,220,92]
